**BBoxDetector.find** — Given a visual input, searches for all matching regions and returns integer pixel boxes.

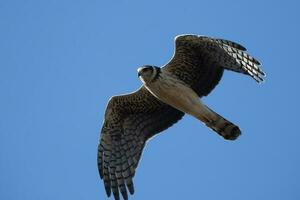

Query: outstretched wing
[98,87,184,200]
[163,34,265,97]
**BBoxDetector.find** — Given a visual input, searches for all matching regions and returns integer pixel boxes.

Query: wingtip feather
[105,184,112,197]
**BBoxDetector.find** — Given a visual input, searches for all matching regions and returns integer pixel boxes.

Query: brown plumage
[98,34,265,200]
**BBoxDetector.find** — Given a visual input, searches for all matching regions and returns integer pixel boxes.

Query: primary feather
[98,34,265,200]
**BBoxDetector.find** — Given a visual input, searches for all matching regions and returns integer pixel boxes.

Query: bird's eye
[143,67,152,72]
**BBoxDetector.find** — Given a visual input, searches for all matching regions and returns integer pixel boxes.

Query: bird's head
[137,65,161,84]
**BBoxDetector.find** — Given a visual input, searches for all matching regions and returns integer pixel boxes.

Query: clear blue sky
[1,0,299,200]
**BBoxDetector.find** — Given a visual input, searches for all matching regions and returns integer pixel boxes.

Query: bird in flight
[98,34,265,200]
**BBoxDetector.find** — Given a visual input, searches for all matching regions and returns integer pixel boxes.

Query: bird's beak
[137,67,143,77]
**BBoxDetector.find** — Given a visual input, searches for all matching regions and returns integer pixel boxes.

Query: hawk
[98,34,265,200]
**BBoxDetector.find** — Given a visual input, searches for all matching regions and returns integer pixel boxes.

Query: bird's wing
[163,34,265,97]
[98,86,184,200]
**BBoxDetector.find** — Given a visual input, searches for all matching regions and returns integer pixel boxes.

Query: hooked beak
[137,67,143,77]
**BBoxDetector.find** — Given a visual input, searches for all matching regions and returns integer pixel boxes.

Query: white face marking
[137,67,146,83]
[137,67,144,74]
[149,67,158,81]
[137,66,157,84]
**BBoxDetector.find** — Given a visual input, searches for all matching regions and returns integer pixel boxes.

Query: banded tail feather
[199,106,241,140]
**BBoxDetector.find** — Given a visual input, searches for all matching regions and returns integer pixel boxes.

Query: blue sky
[1,0,299,199]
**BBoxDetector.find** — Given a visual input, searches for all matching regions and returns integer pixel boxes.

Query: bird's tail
[195,105,241,140]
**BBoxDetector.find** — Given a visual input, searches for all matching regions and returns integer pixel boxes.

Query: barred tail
[196,105,241,140]
[207,113,241,140]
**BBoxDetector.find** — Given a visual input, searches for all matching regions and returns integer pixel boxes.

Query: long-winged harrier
[98,34,265,200]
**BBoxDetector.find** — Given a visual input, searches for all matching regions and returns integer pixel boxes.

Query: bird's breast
[145,75,201,115]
